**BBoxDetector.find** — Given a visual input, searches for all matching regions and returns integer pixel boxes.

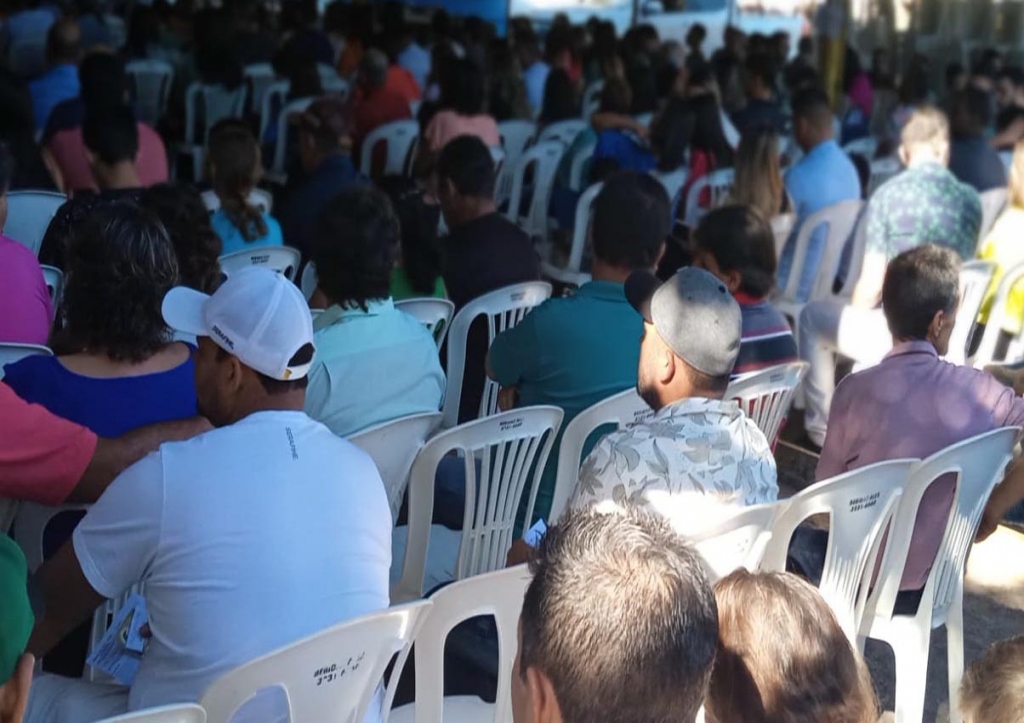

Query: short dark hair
[791,86,833,129]
[599,76,632,115]
[950,86,993,134]
[439,57,486,115]
[592,171,668,270]
[798,36,814,55]
[694,205,777,298]
[745,52,776,89]
[377,175,442,297]
[520,506,718,723]
[0,142,13,195]
[882,244,960,340]
[216,343,313,394]
[139,183,223,293]
[946,61,966,87]
[682,361,732,396]
[79,52,128,110]
[999,65,1024,89]
[47,19,81,65]
[436,135,495,199]
[311,186,399,311]
[64,202,179,362]
[83,105,138,165]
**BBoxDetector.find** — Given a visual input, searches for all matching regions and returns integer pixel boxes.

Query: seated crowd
[2,2,1024,722]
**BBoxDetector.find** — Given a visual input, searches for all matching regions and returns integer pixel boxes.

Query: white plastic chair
[218,246,302,281]
[858,427,1019,723]
[548,389,653,524]
[95,704,206,723]
[258,80,290,141]
[267,96,315,184]
[762,459,915,643]
[394,298,456,350]
[504,141,564,242]
[317,63,350,98]
[685,503,778,582]
[682,168,735,229]
[724,361,809,448]
[721,109,741,149]
[349,412,443,525]
[39,264,63,312]
[4,190,67,255]
[634,112,653,127]
[126,59,174,126]
[359,119,419,178]
[489,146,506,197]
[392,407,562,602]
[842,136,878,159]
[581,80,603,120]
[946,260,996,366]
[442,281,552,427]
[200,188,273,214]
[972,260,1024,368]
[183,83,247,182]
[496,120,538,208]
[541,181,600,287]
[243,63,277,115]
[0,343,51,380]
[568,136,596,192]
[774,199,864,340]
[1000,149,1013,172]
[537,119,587,147]
[978,187,1008,242]
[770,213,796,261]
[836,208,871,299]
[652,167,689,212]
[200,601,432,723]
[389,566,532,723]
[868,156,902,195]
[300,261,318,301]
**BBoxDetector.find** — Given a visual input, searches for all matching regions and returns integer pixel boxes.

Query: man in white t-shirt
[24,267,392,722]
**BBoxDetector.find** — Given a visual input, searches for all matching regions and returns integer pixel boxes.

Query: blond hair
[960,636,1024,722]
[900,105,949,154]
[728,129,784,219]
[1009,139,1024,208]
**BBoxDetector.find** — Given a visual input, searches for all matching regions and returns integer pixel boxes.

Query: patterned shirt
[568,397,778,530]
[866,162,982,261]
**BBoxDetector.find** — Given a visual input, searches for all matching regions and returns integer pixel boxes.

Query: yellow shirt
[978,206,1024,333]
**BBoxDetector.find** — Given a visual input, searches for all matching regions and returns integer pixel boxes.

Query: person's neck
[228,394,307,424]
[451,198,496,227]
[893,336,936,351]
[590,259,634,284]
[96,162,140,190]
[749,87,772,102]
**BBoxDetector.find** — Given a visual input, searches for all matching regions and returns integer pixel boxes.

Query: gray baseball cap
[625,267,742,377]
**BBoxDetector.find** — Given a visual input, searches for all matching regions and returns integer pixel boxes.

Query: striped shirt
[733,293,799,378]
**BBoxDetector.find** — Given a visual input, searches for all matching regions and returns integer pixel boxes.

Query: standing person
[779,87,860,302]
[948,86,1007,192]
[207,126,283,257]
[23,268,392,722]
[28,20,81,132]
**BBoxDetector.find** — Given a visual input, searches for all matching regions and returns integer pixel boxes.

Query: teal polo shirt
[489,281,641,524]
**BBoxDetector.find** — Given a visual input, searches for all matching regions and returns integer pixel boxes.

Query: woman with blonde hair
[728,128,790,219]
[706,570,879,723]
[978,138,1024,359]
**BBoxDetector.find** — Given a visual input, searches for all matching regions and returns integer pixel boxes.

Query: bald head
[47,19,81,66]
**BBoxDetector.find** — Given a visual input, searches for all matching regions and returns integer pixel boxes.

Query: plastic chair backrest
[537,119,587,147]
[348,412,443,525]
[683,503,777,581]
[868,156,902,195]
[581,81,604,120]
[442,282,553,427]
[498,120,537,162]
[394,298,456,350]
[769,213,796,261]
[200,601,432,723]
[317,64,349,98]
[359,119,420,178]
[682,168,735,228]
[777,199,863,303]
[95,703,207,723]
[184,83,247,147]
[504,141,564,241]
[0,343,51,381]
[243,63,277,115]
[259,80,290,140]
[1000,149,1013,172]
[634,112,653,127]
[395,407,562,601]
[652,167,689,211]
[724,361,810,447]
[972,260,1024,367]
[394,566,532,723]
[543,181,602,286]
[5,190,67,255]
[720,109,740,148]
[201,188,273,214]
[548,389,653,524]
[762,459,915,642]
[568,137,597,192]
[126,59,174,125]
[860,427,1018,636]
[836,208,870,298]
[946,260,996,366]
[489,146,506,197]
[219,246,302,281]
[39,264,63,312]
[271,97,315,177]
[978,187,1008,241]
[843,136,878,159]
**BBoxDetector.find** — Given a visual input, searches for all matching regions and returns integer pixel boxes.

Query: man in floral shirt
[567,267,778,529]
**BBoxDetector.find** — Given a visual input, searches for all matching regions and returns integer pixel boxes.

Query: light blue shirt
[304,299,446,437]
[397,41,431,95]
[211,208,284,257]
[28,63,79,131]
[780,139,861,301]
[522,60,550,115]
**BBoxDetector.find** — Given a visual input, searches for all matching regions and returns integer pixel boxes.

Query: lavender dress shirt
[818,340,1024,590]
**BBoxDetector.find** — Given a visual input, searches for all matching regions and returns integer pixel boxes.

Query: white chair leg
[946,592,966,723]
[892,622,932,723]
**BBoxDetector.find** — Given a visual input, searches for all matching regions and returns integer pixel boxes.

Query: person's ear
[653,241,666,270]
[659,344,677,386]
[525,666,563,723]
[0,653,35,723]
[724,269,743,295]
[926,308,946,344]
[898,143,910,167]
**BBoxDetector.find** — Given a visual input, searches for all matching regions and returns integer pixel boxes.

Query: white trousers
[799,300,891,445]
[24,675,128,723]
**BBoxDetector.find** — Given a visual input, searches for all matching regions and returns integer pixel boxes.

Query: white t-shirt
[73,410,392,713]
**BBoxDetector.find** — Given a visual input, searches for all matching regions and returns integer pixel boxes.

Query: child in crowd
[960,636,1024,722]
[207,125,283,256]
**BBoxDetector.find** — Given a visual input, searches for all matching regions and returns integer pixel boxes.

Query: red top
[0,382,96,505]
[352,87,414,173]
[385,65,422,105]
[46,122,169,193]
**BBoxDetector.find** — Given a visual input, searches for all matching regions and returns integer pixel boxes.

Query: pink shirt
[424,110,500,153]
[0,233,52,346]
[818,341,1024,590]
[47,122,169,193]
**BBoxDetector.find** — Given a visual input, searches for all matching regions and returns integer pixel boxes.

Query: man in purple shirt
[814,245,1024,597]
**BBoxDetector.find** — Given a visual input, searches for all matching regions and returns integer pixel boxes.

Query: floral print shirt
[568,397,778,529]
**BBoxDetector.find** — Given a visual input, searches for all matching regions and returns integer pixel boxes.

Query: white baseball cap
[162,266,316,381]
